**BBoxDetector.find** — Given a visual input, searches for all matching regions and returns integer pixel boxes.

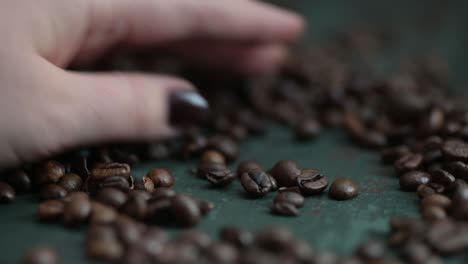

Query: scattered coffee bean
[95,188,127,209]
[36,160,65,184]
[329,177,359,200]
[0,181,15,203]
[58,173,83,192]
[23,246,59,264]
[399,171,431,191]
[355,240,385,260]
[240,170,273,197]
[206,170,237,187]
[196,162,228,179]
[441,139,468,161]
[4,169,31,193]
[200,150,226,164]
[205,241,238,263]
[273,192,305,208]
[171,194,202,227]
[134,176,155,192]
[236,160,262,176]
[196,199,215,215]
[63,192,91,226]
[394,153,423,174]
[40,184,67,201]
[421,194,451,209]
[380,145,410,164]
[90,202,117,224]
[270,160,301,187]
[146,168,174,188]
[176,230,211,249]
[206,135,239,161]
[294,119,321,140]
[271,202,299,216]
[296,169,328,195]
[150,187,176,202]
[121,194,148,220]
[220,226,254,248]
[429,168,456,190]
[37,200,64,221]
[422,205,447,221]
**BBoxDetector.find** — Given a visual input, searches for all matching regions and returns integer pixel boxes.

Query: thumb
[58,71,209,147]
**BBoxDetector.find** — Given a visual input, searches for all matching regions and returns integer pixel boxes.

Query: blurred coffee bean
[96,188,127,209]
[37,200,64,221]
[23,246,59,264]
[146,168,174,188]
[4,169,31,193]
[58,173,83,192]
[36,160,65,184]
[0,181,15,203]
[40,184,67,201]
[399,171,431,191]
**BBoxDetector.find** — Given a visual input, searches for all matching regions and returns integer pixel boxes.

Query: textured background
[1,1,468,263]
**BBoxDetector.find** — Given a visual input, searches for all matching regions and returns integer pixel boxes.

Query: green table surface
[2,1,468,263]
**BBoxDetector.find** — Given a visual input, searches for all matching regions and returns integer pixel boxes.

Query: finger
[171,42,288,75]
[78,0,304,58]
[53,69,209,149]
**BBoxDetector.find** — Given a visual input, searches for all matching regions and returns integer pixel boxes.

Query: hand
[0,0,303,168]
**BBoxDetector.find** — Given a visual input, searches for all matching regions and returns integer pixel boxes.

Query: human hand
[0,0,303,168]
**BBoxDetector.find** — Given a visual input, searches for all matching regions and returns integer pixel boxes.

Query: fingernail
[169,90,210,127]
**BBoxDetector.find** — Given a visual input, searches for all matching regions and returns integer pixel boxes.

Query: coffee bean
[430,168,456,188]
[63,191,89,202]
[400,240,432,263]
[205,241,238,263]
[228,123,248,142]
[146,198,172,225]
[297,169,328,195]
[206,170,237,187]
[236,160,262,176]
[422,205,447,221]
[146,168,174,188]
[120,245,151,264]
[70,155,89,179]
[417,184,437,198]
[175,230,211,249]
[427,220,468,254]
[273,192,305,208]
[115,215,143,245]
[355,240,385,260]
[294,119,321,140]
[442,139,468,161]
[255,226,294,252]
[240,170,273,197]
[270,160,301,187]
[219,226,254,248]
[91,162,131,180]
[128,190,152,201]
[86,224,118,243]
[36,160,65,184]
[399,171,431,191]
[58,173,83,192]
[268,175,278,191]
[0,181,15,203]
[150,187,176,202]
[284,239,315,262]
[87,238,123,262]
[329,177,359,200]
[121,194,148,220]
[171,194,201,227]
[37,200,64,221]
[271,202,299,216]
[394,153,423,174]
[421,194,451,209]
[40,184,67,201]
[445,161,468,181]
[139,227,168,259]
[96,188,127,208]
[196,199,215,215]
[206,135,239,161]
[63,193,91,226]
[4,169,31,193]
[196,162,228,179]
[134,176,154,192]
[23,246,59,264]
[96,175,131,192]
[278,186,301,194]
[90,202,117,224]
[200,150,226,164]
[380,146,411,164]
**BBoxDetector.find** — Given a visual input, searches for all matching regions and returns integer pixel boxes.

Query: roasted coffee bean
[355,240,385,260]
[219,226,254,248]
[87,224,118,242]
[426,220,468,254]
[236,160,262,175]
[121,194,148,220]
[228,123,248,142]
[196,162,227,178]
[445,161,468,181]
[240,170,273,197]
[175,230,211,249]
[196,199,215,215]
[4,169,31,193]
[206,170,237,187]
[400,240,432,263]
[417,184,437,198]
[205,241,238,263]
[430,168,456,190]
[297,169,328,195]
[139,227,168,259]
[40,184,67,200]
[150,187,176,202]
[360,130,387,148]
[0,181,15,203]
[134,176,154,192]
[115,215,143,245]
[273,192,305,208]
[97,175,131,192]
[278,186,301,194]
[23,246,59,264]
[421,136,443,151]
[452,180,468,203]
[120,245,151,264]
[394,153,423,174]
[63,193,91,226]
[171,194,202,227]
[200,150,226,164]
[294,119,321,140]
[91,162,131,180]
[399,171,431,191]
[87,238,123,262]
[128,190,152,201]
[255,226,294,251]
[422,205,447,221]
[146,198,172,224]
[423,149,443,166]
[37,200,64,221]
[329,177,359,200]
[270,160,301,187]
[36,160,66,184]
[146,168,174,188]
[271,202,299,216]
[63,191,89,202]
[58,173,82,192]
[96,188,127,208]
[268,175,278,191]
[421,194,451,209]
[380,145,410,164]
[206,135,239,161]
[90,202,117,224]
[70,155,89,179]
[283,239,315,262]
[442,139,468,161]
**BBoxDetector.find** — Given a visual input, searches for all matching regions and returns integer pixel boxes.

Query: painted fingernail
[169,90,209,127]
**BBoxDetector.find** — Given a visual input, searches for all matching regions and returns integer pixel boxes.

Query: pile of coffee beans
[1,25,467,263]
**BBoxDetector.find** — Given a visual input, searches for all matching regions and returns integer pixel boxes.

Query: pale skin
[0,0,303,168]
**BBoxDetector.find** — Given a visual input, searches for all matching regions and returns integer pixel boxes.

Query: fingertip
[241,45,288,76]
